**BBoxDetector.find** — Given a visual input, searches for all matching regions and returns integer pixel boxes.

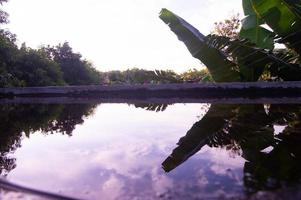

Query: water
[0,103,300,200]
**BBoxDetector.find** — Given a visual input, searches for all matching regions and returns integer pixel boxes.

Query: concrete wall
[0,82,301,99]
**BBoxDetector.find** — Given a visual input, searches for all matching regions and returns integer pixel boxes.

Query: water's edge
[1,82,301,104]
[1,97,301,104]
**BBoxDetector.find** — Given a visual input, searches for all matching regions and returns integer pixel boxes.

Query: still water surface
[0,103,300,200]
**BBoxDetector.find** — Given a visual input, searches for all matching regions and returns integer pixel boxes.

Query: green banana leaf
[160,8,298,82]
[206,35,295,81]
[251,0,301,54]
[159,8,241,82]
[268,49,301,80]
[240,0,275,49]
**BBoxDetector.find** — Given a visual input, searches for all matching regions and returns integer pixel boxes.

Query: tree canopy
[43,42,101,85]
[0,0,101,87]
[0,0,8,24]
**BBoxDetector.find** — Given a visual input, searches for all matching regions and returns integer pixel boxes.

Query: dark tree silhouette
[0,104,97,176]
[44,42,101,85]
[0,0,8,24]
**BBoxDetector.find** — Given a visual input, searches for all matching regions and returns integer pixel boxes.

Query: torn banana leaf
[159,8,241,82]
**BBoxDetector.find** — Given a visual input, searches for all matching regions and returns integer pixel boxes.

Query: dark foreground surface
[0,102,300,200]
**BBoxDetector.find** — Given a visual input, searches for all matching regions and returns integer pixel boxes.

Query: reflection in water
[0,103,300,199]
[134,103,170,112]
[1,103,204,200]
[0,104,96,177]
[163,104,301,194]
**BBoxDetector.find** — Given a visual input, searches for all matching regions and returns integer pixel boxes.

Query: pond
[0,103,300,200]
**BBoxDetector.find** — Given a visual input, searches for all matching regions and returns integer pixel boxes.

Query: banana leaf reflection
[134,103,170,112]
[163,104,301,193]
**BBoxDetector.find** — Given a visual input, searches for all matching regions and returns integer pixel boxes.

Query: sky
[2,0,243,73]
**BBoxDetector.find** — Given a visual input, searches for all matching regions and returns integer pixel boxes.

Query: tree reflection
[134,103,170,112]
[0,104,97,176]
[163,104,301,193]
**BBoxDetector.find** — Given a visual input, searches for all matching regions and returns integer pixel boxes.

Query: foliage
[0,0,8,24]
[160,5,301,82]
[99,68,213,85]
[154,69,182,83]
[103,68,184,84]
[0,0,101,87]
[12,45,65,87]
[160,9,241,82]
[212,14,241,39]
[0,30,23,87]
[0,30,66,87]
[247,0,301,54]
[240,0,275,49]
[0,31,101,87]
[180,68,213,82]
[206,35,296,81]
[43,42,101,85]
[240,0,301,80]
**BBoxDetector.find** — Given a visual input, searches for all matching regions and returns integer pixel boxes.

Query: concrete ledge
[0,82,301,100]
[1,97,301,104]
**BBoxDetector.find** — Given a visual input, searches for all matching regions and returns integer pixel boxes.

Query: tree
[45,42,101,85]
[0,0,102,87]
[154,69,182,83]
[100,68,184,85]
[181,68,213,82]
[0,0,66,87]
[13,45,65,86]
[0,30,22,87]
[212,14,241,39]
[0,30,66,87]
[0,0,8,24]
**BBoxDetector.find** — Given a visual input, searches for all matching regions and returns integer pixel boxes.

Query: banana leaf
[159,8,241,82]
[268,48,301,80]
[240,0,275,50]
[206,35,295,81]
[251,0,301,55]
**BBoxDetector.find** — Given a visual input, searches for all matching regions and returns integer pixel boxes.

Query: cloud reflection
[4,103,244,199]
[4,103,299,199]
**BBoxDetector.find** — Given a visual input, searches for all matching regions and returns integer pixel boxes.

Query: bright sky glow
[3,0,242,72]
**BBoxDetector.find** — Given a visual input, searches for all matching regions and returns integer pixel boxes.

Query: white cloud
[102,175,125,200]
